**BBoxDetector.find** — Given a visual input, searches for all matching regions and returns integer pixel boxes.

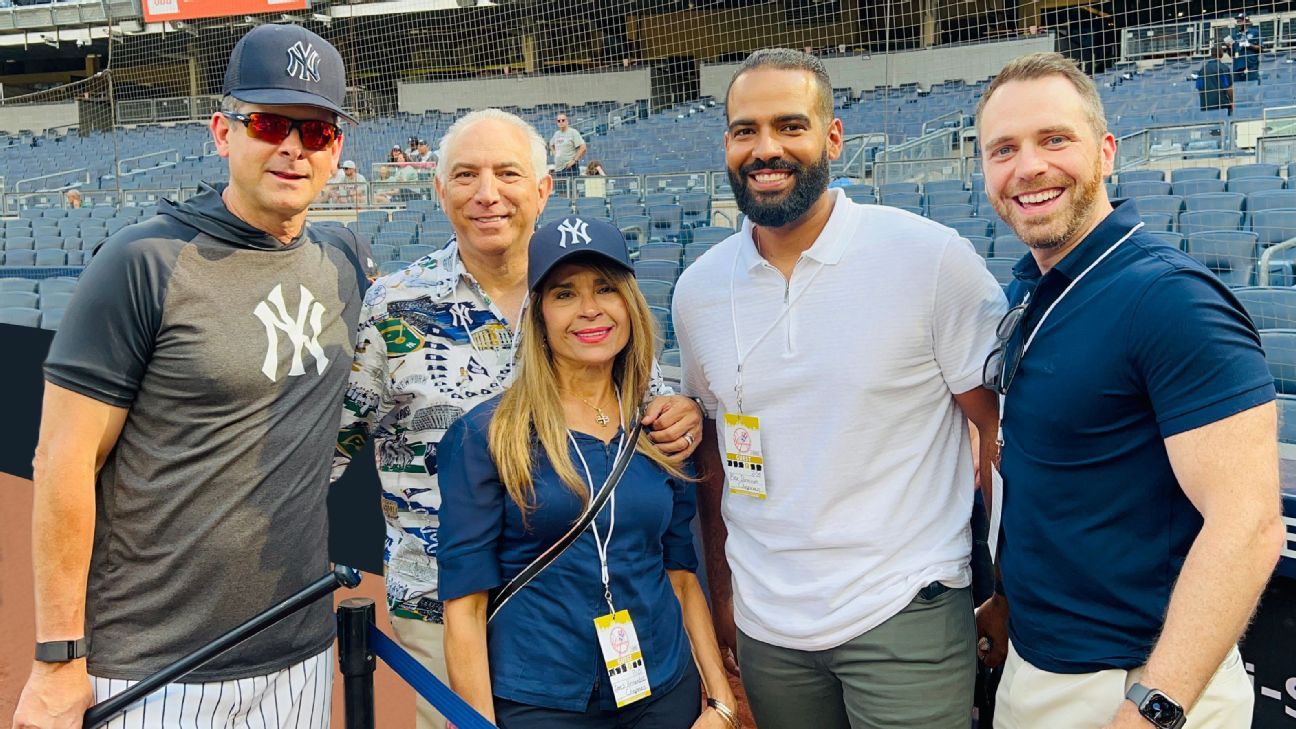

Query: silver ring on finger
[684,432,695,447]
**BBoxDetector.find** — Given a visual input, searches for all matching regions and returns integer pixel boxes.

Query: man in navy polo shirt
[974,52,1283,729]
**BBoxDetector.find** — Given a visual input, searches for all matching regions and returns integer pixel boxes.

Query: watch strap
[35,638,87,662]
[1125,682,1152,708]
[1125,682,1186,729]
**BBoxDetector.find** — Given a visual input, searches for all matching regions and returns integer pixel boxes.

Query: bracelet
[706,697,741,728]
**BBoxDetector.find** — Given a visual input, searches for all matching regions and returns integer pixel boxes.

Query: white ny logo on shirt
[253,284,330,381]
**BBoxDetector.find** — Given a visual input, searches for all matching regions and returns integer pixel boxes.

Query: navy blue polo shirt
[436,396,699,712]
[999,200,1274,674]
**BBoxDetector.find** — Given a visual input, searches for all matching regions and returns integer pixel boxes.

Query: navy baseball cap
[223,25,356,123]
[528,216,633,291]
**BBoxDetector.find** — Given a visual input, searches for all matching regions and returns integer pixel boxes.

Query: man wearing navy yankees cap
[15,24,370,729]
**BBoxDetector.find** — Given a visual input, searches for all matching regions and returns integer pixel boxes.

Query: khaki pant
[996,642,1253,729]
[390,616,449,729]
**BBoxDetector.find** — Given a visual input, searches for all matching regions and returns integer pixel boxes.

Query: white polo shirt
[672,188,1006,651]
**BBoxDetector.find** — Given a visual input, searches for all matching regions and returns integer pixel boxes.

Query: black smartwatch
[1125,682,1186,729]
[35,638,87,663]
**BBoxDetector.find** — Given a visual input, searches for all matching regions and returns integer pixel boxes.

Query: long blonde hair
[488,260,689,516]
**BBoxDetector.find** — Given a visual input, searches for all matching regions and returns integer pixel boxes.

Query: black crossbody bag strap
[486,417,644,623]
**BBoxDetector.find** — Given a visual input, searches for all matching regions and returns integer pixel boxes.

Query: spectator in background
[391,149,420,182]
[389,145,404,163]
[584,159,607,176]
[1231,15,1261,83]
[1197,44,1234,114]
[550,113,586,176]
[64,189,82,209]
[331,160,367,205]
[411,138,435,163]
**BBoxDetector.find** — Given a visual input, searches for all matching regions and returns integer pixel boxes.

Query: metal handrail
[1258,237,1296,287]
[116,149,179,177]
[607,103,639,130]
[14,168,91,193]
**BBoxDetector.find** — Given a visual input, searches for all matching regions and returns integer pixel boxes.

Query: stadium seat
[39,308,66,331]
[993,235,1028,259]
[1185,232,1258,287]
[1133,195,1183,218]
[35,250,67,266]
[638,280,673,309]
[644,192,676,208]
[1278,395,1296,443]
[638,242,683,265]
[399,244,437,261]
[1118,181,1172,198]
[375,232,414,248]
[610,201,646,220]
[683,243,713,266]
[574,198,608,217]
[1251,210,1296,247]
[1171,179,1226,196]
[928,204,974,223]
[0,291,39,309]
[66,251,84,266]
[984,258,1017,285]
[0,307,41,327]
[34,237,65,251]
[357,210,389,226]
[378,260,411,276]
[842,184,875,202]
[948,218,993,239]
[1183,192,1245,213]
[390,210,425,224]
[1227,163,1281,180]
[1178,210,1243,236]
[618,215,652,248]
[1245,190,1296,214]
[880,182,920,196]
[690,227,731,247]
[4,250,37,266]
[1226,177,1285,195]
[1236,287,1296,330]
[964,236,992,258]
[635,260,679,284]
[18,209,43,221]
[659,348,682,369]
[881,191,922,208]
[1118,169,1165,184]
[647,205,684,242]
[370,243,398,264]
[4,237,35,251]
[1138,213,1173,232]
[678,193,711,228]
[407,199,439,214]
[1170,167,1221,182]
[90,207,116,219]
[925,190,972,207]
[1145,231,1184,249]
[1260,331,1296,394]
[381,220,420,237]
[648,305,672,350]
[0,278,38,294]
[40,291,73,310]
[923,180,966,195]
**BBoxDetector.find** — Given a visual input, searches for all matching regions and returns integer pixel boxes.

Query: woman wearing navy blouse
[437,217,738,729]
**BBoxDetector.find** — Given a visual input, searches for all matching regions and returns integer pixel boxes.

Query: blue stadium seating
[1179,210,1243,236]
[1260,330,1296,395]
[1185,231,1258,287]
[1236,288,1296,330]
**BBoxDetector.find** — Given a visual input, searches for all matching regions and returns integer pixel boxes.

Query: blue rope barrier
[368,624,497,729]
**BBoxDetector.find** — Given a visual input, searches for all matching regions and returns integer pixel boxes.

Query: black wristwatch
[35,638,87,663]
[1125,682,1186,729]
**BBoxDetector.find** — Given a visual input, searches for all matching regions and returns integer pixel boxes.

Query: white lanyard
[1019,222,1143,358]
[728,239,827,412]
[569,391,626,614]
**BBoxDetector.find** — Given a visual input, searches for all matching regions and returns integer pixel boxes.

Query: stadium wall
[399,68,652,114]
[0,101,78,135]
[699,35,1057,99]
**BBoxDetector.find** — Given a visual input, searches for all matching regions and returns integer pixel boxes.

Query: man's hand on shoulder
[13,660,94,729]
[642,395,704,461]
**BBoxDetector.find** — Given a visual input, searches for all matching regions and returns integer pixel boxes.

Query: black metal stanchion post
[337,597,377,729]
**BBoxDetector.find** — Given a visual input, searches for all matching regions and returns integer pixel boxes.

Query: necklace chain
[575,394,612,427]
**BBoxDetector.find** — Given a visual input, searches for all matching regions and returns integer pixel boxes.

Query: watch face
[1143,692,1185,727]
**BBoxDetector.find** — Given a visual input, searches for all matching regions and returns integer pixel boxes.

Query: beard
[992,157,1104,253]
[728,152,831,228]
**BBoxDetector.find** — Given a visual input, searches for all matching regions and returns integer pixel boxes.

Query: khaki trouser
[996,642,1253,728]
[390,616,449,729]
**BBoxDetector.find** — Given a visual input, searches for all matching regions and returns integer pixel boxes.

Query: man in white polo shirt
[672,48,1006,728]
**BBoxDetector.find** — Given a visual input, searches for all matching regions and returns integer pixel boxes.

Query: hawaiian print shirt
[332,240,671,622]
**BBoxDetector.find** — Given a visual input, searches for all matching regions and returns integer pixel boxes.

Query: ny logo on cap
[557,218,591,248]
[286,41,322,83]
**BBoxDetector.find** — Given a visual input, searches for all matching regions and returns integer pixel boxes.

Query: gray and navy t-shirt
[44,184,367,681]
